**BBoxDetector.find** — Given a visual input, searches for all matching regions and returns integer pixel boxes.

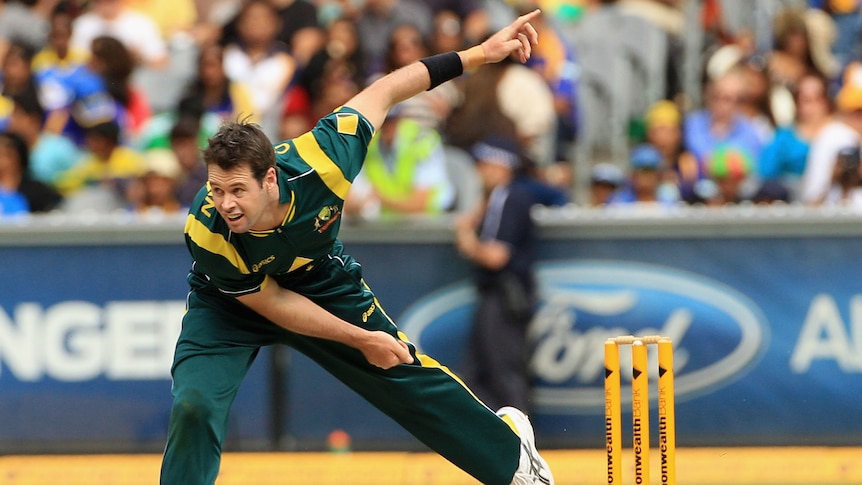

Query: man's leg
[160,289,281,485]
[287,321,523,484]
[285,252,546,485]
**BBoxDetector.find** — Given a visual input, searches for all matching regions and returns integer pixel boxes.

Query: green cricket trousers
[160,249,521,485]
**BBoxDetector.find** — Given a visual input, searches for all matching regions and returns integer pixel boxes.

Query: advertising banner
[2,224,861,451]
[0,243,272,452]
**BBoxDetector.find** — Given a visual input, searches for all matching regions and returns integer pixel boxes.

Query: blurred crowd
[2,0,862,219]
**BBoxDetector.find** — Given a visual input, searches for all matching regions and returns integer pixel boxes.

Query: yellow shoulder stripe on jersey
[336,113,359,135]
[185,214,251,274]
[293,132,351,199]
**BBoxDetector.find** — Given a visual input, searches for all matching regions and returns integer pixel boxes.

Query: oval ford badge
[399,260,769,415]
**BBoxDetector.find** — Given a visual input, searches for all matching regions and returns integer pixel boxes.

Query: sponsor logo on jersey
[252,255,276,273]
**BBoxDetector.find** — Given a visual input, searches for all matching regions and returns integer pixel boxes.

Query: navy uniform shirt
[184,107,374,297]
[475,182,537,294]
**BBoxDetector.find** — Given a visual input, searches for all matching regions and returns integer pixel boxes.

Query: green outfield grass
[1,447,860,484]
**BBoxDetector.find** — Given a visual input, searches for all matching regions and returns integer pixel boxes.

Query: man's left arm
[344,9,540,131]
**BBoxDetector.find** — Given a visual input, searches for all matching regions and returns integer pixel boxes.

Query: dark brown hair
[202,119,275,184]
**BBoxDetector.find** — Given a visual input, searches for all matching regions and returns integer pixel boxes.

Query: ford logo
[399,260,769,415]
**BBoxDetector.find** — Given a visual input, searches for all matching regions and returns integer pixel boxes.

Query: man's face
[647,123,680,152]
[171,136,200,170]
[707,74,743,123]
[208,164,277,233]
[477,160,513,192]
[632,167,660,195]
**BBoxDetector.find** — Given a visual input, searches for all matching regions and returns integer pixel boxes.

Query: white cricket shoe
[497,406,555,485]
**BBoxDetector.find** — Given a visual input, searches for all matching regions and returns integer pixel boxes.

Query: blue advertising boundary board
[0,218,274,453]
[1,208,861,452]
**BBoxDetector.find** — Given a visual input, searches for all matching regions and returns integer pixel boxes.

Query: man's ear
[265,166,278,191]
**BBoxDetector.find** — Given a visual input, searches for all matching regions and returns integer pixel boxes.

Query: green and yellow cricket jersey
[183,107,374,296]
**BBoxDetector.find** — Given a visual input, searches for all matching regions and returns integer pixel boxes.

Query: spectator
[222,0,296,140]
[6,91,81,186]
[220,0,322,69]
[419,0,489,45]
[284,44,362,139]
[32,17,121,147]
[444,56,555,167]
[1,42,39,102]
[759,72,833,201]
[0,176,27,215]
[343,104,454,219]
[31,4,114,145]
[588,161,624,206]
[644,99,703,203]
[752,179,791,205]
[608,143,680,206]
[823,144,862,207]
[800,61,862,204]
[0,130,61,213]
[768,9,828,90]
[737,57,776,145]
[180,42,255,123]
[70,0,168,69]
[688,177,722,206]
[764,8,838,127]
[139,42,256,150]
[454,134,538,412]
[169,115,207,208]
[803,6,841,82]
[287,16,365,138]
[355,0,434,77]
[683,68,765,175]
[130,147,182,214]
[376,22,459,130]
[55,119,146,202]
[810,0,857,75]
[618,0,686,99]
[705,144,754,205]
[385,23,430,75]
[303,15,366,93]
[0,0,55,65]
[33,3,90,74]
[430,10,467,55]
[88,35,151,138]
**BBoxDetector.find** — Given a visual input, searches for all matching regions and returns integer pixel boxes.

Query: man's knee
[171,388,215,426]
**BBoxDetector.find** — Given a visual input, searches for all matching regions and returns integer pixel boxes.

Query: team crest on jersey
[314,205,341,233]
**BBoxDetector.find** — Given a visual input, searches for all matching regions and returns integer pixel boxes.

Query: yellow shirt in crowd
[56,146,147,195]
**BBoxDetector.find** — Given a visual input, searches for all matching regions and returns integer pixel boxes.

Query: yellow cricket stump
[605,335,676,485]
[632,340,650,484]
[604,339,622,485]
[658,338,676,485]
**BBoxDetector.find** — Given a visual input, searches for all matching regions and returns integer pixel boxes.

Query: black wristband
[419,51,463,91]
